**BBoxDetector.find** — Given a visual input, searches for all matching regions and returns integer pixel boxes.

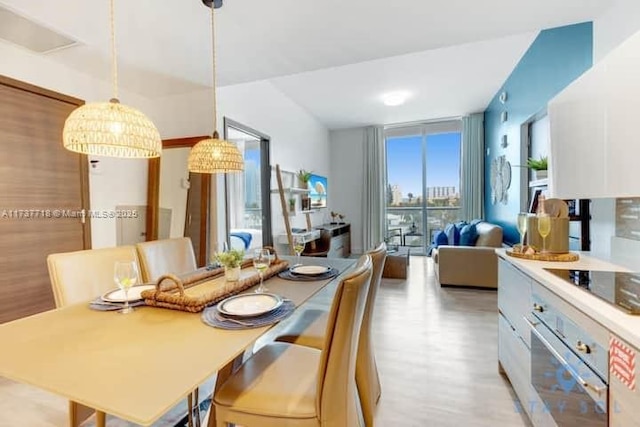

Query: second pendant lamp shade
[188,0,243,174]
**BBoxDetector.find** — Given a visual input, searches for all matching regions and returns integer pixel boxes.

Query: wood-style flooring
[0,257,530,427]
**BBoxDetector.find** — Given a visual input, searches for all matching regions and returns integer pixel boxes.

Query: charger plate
[290,265,331,276]
[217,293,283,317]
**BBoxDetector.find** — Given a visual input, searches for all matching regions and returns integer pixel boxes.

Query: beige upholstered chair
[275,242,386,427]
[47,246,142,307]
[211,254,373,427]
[136,237,198,282]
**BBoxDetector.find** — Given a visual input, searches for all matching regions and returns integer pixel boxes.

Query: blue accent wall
[484,22,593,244]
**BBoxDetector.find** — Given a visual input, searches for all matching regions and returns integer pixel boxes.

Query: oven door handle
[524,316,608,403]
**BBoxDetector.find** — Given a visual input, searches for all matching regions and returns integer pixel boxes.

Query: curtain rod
[383,115,464,130]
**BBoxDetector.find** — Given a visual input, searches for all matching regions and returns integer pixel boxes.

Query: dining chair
[136,237,198,282]
[210,254,373,427]
[47,245,143,307]
[274,242,387,427]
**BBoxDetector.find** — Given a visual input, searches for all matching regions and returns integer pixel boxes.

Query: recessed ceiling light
[381,91,411,106]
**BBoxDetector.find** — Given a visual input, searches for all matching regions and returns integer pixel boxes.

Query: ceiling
[0,0,614,129]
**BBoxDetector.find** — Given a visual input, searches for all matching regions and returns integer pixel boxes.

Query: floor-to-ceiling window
[385,120,462,255]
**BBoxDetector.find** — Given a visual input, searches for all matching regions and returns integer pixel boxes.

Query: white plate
[217,293,283,317]
[290,265,331,276]
[101,284,156,303]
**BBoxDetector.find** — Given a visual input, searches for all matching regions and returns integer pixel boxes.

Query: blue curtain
[461,114,484,220]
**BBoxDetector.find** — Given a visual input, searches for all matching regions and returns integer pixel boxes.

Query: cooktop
[544,268,640,315]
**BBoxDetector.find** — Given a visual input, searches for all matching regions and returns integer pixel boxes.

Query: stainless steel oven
[527,294,609,427]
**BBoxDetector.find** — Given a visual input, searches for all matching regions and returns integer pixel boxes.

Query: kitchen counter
[496,249,640,349]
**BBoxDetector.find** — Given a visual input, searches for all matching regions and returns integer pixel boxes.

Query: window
[385,120,462,254]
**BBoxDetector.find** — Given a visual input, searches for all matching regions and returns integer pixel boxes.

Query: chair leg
[188,393,194,427]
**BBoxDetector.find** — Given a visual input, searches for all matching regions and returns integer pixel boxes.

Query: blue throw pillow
[444,223,460,245]
[434,230,448,247]
[470,218,483,227]
[459,223,479,246]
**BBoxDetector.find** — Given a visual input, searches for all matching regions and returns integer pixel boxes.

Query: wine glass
[537,214,551,253]
[517,213,528,249]
[293,235,305,267]
[114,261,139,314]
[253,248,271,293]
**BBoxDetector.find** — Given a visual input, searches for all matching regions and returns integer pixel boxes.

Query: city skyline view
[386,132,461,201]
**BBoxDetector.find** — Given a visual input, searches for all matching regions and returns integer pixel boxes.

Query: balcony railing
[386,206,461,250]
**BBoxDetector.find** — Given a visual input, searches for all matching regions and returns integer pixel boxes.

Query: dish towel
[278,267,339,281]
[89,298,146,311]
[201,300,295,330]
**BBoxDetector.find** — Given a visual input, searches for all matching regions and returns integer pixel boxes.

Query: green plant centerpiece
[215,248,245,268]
[215,248,245,281]
[526,156,548,171]
[297,169,312,188]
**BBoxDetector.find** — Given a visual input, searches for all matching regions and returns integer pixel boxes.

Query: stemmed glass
[114,261,139,314]
[537,214,551,253]
[293,235,305,267]
[253,248,271,293]
[517,212,528,249]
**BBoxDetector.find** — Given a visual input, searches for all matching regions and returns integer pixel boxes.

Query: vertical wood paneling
[0,77,89,323]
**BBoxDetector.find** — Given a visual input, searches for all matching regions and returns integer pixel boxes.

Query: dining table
[0,256,355,427]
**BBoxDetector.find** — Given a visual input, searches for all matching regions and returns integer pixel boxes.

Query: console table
[320,223,351,258]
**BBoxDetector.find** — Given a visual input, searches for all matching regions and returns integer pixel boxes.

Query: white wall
[1,41,330,250]
[150,80,331,248]
[159,147,190,238]
[329,127,366,254]
[590,2,640,257]
[0,41,156,249]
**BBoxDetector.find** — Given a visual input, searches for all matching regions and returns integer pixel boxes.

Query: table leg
[69,401,93,427]
[206,354,244,427]
[95,410,106,427]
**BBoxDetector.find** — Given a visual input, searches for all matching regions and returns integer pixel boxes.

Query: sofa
[432,221,503,289]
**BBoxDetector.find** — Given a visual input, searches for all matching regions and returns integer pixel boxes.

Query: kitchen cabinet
[549,29,640,199]
[497,259,533,417]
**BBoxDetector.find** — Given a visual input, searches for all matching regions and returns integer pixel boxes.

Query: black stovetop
[544,268,640,315]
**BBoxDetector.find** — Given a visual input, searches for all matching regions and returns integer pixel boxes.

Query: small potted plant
[214,248,245,281]
[297,169,312,189]
[288,198,296,214]
[527,156,548,180]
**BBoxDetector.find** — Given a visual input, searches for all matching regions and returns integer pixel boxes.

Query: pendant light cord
[211,4,218,133]
[110,0,119,101]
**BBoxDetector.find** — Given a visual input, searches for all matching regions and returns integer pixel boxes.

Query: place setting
[278,263,340,281]
[89,261,153,312]
[202,292,295,330]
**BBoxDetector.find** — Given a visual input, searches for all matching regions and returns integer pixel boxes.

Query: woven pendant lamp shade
[188,132,244,173]
[63,100,161,158]
[62,0,161,159]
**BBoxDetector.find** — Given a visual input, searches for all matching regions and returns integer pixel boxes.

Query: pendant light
[62,0,161,158]
[187,0,244,174]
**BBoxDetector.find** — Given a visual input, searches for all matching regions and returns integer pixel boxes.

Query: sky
[386,132,461,197]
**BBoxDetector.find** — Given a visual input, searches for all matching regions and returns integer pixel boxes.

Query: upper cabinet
[549,30,640,199]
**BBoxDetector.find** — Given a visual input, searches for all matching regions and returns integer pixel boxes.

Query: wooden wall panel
[0,77,89,323]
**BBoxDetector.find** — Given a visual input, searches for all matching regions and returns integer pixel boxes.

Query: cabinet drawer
[499,313,531,417]
[498,259,533,346]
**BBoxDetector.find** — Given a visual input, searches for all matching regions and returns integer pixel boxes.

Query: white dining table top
[0,257,354,426]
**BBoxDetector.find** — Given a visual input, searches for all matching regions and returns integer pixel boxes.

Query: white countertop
[496,249,640,349]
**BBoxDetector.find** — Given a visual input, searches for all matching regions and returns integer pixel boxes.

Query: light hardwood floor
[0,257,530,427]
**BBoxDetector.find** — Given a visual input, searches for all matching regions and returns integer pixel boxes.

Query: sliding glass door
[385,120,462,255]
